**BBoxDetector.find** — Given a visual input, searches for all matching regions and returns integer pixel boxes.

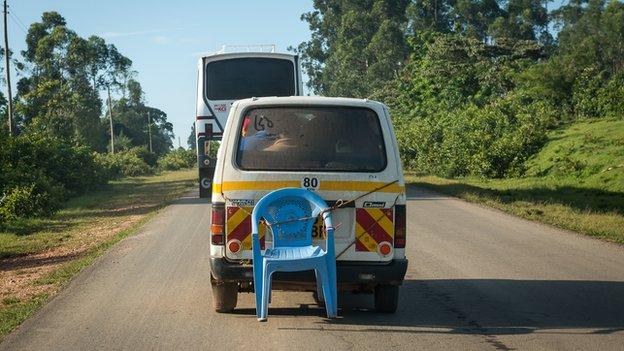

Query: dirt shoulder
[0,169,197,339]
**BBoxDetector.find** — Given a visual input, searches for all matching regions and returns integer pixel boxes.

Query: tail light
[394,205,406,248]
[211,204,225,245]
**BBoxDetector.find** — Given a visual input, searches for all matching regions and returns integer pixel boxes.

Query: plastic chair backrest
[252,188,330,248]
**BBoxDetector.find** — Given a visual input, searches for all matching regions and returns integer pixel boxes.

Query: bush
[157,148,196,171]
[131,146,158,166]
[0,134,109,222]
[0,183,61,221]
[396,94,555,178]
[596,72,624,119]
[94,150,152,178]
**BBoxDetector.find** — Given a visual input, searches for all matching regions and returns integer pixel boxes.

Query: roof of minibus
[232,96,386,109]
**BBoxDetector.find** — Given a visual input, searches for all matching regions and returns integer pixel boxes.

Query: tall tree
[15,12,132,151]
[110,79,173,155]
[298,0,410,97]
[187,123,196,151]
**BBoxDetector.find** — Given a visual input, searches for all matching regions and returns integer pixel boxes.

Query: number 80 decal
[301,177,319,191]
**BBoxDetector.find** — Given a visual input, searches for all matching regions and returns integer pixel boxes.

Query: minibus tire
[374,284,399,313]
[211,280,238,313]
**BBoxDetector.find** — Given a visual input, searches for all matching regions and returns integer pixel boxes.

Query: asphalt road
[2,187,623,350]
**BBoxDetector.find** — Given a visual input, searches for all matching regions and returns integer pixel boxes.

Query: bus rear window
[236,106,387,172]
[205,58,295,100]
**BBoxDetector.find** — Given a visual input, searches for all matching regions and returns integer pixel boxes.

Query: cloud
[151,36,171,45]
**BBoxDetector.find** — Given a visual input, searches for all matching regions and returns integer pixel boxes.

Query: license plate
[312,217,326,239]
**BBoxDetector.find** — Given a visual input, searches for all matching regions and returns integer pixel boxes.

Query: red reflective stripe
[356,209,393,244]
[385,208,393,220]
[228,216,251,242]
[355,239,368,251]
[226,207,265,250]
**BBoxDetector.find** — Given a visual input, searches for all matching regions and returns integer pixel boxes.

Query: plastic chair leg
[259,267,272,322]
[314,269,324,303]
[253,263,263,320]
[318,264,337,319]
[327,258,338,316]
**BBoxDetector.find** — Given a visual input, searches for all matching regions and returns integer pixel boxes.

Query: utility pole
[147,111,153,153]
[107,86,114,154]
[3,0,13,136]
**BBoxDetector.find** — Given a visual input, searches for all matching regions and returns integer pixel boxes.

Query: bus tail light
[211,204,225,245]
[394,205,406,248]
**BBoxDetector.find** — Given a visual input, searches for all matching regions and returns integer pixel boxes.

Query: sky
[4,0,314,147]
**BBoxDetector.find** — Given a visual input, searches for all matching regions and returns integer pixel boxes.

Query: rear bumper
[210,257,408,287]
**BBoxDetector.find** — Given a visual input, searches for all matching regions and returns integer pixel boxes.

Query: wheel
[211,279,238,313]
[374,284,399,313]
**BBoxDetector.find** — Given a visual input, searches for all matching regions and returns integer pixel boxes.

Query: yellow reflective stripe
[226,207,248,234]
[213,180,404,193]
[366,208,394,238]
[319,181,403,193]
[226,206,266,251]
[217,180,300,192]
[242,232,252,250]
[355,222,379,252]
[244,206,266,250]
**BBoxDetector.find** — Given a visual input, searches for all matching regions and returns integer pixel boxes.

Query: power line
[9,11,26,34]
[8,5,26,30]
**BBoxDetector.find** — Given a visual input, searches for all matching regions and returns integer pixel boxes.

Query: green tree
[298,0,410,97]
[109,79,173,155]
[488,0,551,43]
[187,123,196,150]
[15,12,132,151]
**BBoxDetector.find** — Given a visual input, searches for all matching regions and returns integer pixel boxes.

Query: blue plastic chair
[251,188,337,321]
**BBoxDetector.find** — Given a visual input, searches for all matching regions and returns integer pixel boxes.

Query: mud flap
[211,275,238,313]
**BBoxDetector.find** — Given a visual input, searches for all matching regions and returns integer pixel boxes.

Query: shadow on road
[173,196,211,205]
[276,279,624,336]
[405,185,452,201]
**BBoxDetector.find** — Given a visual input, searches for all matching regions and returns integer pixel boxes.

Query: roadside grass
[406,119,624,244]
[0,169,197,340]
[407,175,624,244]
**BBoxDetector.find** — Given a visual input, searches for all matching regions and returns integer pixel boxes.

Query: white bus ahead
[195,49,303,197]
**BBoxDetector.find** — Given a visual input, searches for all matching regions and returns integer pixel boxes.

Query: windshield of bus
[236,106,387,172]
[205,58,295,100]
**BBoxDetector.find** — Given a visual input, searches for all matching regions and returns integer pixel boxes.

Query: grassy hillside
[408,118,624,244]
[524,119,624,192]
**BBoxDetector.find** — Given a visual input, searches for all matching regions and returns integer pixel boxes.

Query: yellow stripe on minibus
[319,181,403,193]
[213,180,404,193]
[214,181,300,193]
